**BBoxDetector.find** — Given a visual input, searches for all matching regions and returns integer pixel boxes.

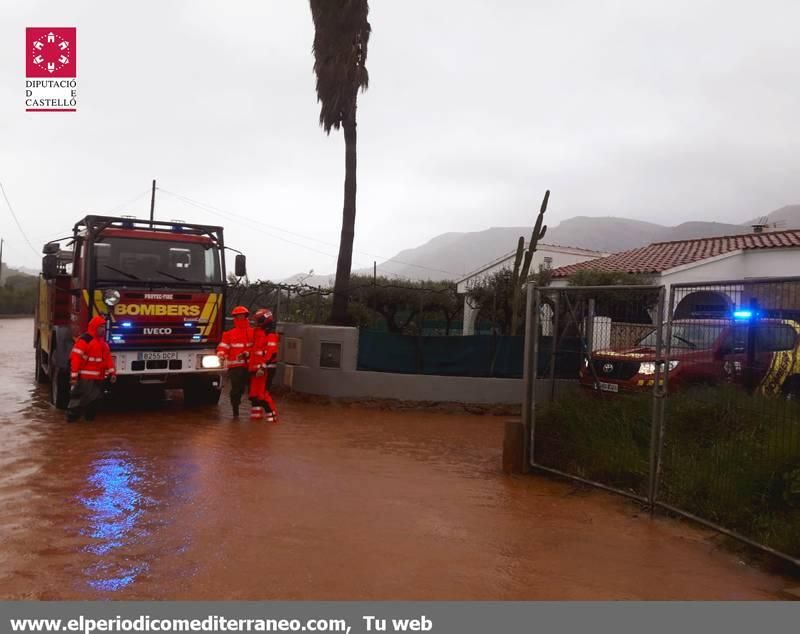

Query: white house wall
[456,248,599,294]
[662,247,800,316]
[459,247,599,334]
[544,247,800,325]
[741,247,800,279]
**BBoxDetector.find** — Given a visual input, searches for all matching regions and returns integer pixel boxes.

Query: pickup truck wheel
[783,376,800,401]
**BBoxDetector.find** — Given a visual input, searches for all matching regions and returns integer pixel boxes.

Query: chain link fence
[527,285,665,502]
[524,278,800,567]
[655,279,800,562]
[225,279,465,334]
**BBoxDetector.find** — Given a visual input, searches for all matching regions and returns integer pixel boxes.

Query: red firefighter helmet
[253,308,274,328]
[231,306,250,317]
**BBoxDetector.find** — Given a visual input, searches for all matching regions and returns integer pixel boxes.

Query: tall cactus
[510,190,549,335]
[509,236,525,294]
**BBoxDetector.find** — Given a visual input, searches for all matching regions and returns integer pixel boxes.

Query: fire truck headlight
[201,355,221,369]
[103,289,121,306]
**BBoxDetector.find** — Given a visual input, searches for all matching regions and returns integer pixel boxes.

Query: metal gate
[523,284,666,503]
[522,279,800,567]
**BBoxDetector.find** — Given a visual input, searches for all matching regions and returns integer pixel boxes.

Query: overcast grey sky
[2,0,799,279]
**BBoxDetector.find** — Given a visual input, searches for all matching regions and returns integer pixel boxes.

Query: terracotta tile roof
[551,229,800,278]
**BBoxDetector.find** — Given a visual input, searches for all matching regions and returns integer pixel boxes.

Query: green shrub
[534,389,652,495]
[534,385,800,557]
[0,281,37,314]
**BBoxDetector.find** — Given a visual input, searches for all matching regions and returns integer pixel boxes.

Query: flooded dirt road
[0,318,791,599]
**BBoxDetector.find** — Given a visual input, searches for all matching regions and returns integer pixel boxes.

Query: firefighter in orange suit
[216,305,254,417]
[248,308,280,422]
[67,315,117,422]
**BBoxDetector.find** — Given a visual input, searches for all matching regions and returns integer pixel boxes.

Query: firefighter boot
[250,406,264,421]
[264,393,278,424]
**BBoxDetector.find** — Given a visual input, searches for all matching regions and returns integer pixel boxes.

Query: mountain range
[0,263,37,281]
[8,207,798,286]
[284,205,800,286]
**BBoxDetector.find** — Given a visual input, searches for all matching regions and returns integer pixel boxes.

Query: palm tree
[309,0,371,325]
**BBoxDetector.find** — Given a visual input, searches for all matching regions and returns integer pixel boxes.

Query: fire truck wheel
[35,339,48,384]
[184,380,222,407]
[49,364,70,410]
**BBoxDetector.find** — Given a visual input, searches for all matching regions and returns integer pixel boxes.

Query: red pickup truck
[579,318,800,399]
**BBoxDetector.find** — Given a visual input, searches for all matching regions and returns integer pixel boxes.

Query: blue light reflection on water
[77,451,150,592]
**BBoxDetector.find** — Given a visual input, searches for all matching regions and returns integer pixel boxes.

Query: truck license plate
[139,351,179,361]
[597,381,619,393]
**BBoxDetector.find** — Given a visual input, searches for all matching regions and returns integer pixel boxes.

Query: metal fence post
[648,286,666,509]
[548,291,560,403]
[586,298,595,353]
[652,285,676,509]
[522,281,539,471]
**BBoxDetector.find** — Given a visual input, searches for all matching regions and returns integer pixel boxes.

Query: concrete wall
[287,365,525,404]
[275,322,561,405]
[279,323,358,371]
[280,363,571,406]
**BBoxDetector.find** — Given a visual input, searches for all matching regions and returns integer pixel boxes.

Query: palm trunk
[330,111,358,325]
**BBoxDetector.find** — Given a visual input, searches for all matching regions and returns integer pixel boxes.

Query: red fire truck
[34,215,247,409]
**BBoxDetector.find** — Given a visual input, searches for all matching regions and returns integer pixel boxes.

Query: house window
[543,257,553,270]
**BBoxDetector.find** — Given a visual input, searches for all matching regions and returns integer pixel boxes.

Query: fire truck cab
[35,215,247,409]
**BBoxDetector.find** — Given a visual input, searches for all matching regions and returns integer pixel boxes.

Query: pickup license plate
[139,351,179,361]
[597,381,619,393]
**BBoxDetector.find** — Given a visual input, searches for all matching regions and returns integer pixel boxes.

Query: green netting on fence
[357,331,582,378]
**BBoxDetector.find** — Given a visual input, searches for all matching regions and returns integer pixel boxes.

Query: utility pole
[149,179,156,227]
[0,238,4,287]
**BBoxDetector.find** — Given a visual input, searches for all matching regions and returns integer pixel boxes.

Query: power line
[160,190,355,261]
[159,188,379,269]
[105,189,151,215]
[159,189,407,280]
[35,190,167,247]
[0,181,38,255]
[161,189,346,250]
[158,188,459,278]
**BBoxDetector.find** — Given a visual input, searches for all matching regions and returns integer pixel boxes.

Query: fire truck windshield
[92,237,222,285]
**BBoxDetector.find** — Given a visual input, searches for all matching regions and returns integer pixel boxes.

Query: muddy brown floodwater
[0,318,791,599]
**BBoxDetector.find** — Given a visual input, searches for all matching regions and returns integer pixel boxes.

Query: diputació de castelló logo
[25,27,78,112]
